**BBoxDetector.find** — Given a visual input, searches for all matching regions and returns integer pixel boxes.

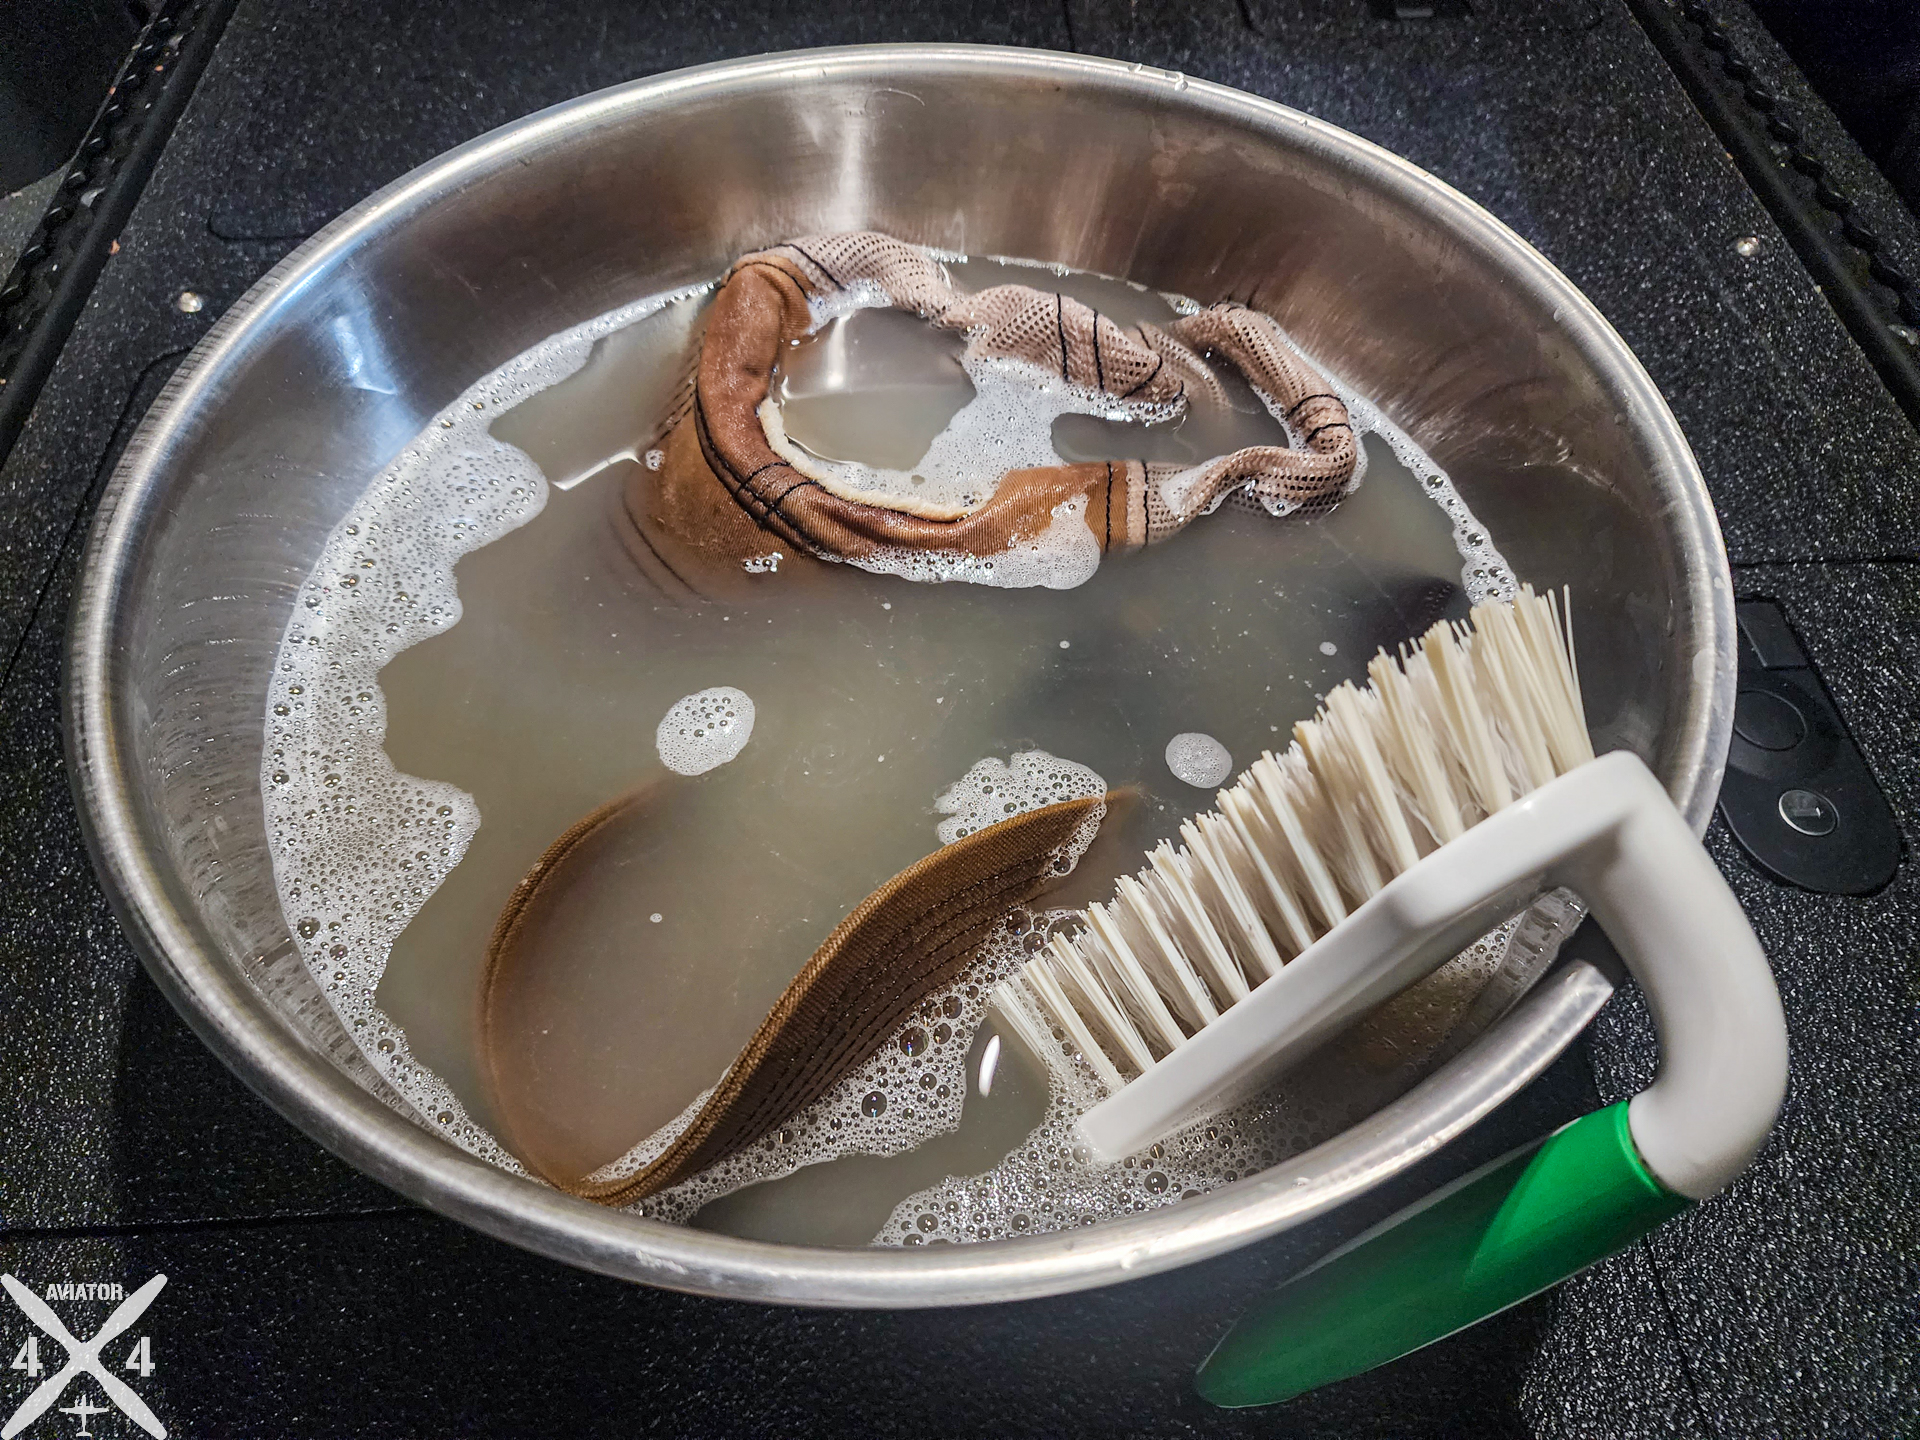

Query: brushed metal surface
[66,46,1733,1305]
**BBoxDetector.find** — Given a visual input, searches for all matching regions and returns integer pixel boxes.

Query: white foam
[655,687,755,776]
[1164,732,1233,789]
[807,278,896,328]
[935,750,1107,846]
[850,494,1102,592]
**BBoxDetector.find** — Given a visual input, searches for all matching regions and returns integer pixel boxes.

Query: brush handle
[1188,751,1788,1408]
[1194,1101,1690,1407]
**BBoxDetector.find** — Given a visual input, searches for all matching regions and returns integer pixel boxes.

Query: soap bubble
[655,687,756,776]
[1164,732,1233,788]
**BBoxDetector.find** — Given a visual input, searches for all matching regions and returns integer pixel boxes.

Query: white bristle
[1023,957,1129,1092]
[1084,903,1190,1055]
[1178,815,1280,988]
[1326,683,1424,874]
[988,973,1082,1088]
[1250,754,1348,930]
[989,586,1593,1100]
[1369,647,1460,846]
[1217,787,1317,958]
[1117,872,1220,1033]
[1047,936,1145,1080]
[1426,619,1511,816]
[1297,738,1387,907]
[1147,842,1250,1005]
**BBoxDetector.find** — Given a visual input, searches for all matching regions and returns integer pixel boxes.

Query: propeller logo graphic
[1,1275,166,1438]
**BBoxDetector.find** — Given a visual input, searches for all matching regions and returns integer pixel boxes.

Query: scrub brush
[989,585,1786,1406]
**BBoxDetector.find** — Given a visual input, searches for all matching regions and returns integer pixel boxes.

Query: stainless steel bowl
[67,46,1733,1306]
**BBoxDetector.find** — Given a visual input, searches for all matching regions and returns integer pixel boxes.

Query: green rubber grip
[1195,1101,1692,1408]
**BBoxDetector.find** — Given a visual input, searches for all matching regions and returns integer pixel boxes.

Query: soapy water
[656,687,755,776]
[262,250,1536,1236]
[261,281,711,1169]
[589,926,1034,1225]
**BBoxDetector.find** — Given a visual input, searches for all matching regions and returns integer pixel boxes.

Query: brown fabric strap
[482,791,1107,1204]
[620,232,1359,603]
[754,234,1214,407]
[1156,303,1358,519]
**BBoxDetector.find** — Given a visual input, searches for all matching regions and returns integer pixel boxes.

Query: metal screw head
[1734,235,1762,258]
[1778,788,1838,836]
[175,291,204,313]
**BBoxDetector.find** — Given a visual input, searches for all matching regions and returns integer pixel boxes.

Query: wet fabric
[483,789,1106,1201]
[621,231,1359,602]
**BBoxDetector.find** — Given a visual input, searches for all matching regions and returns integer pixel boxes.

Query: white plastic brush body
[1070,749,1781,1195]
